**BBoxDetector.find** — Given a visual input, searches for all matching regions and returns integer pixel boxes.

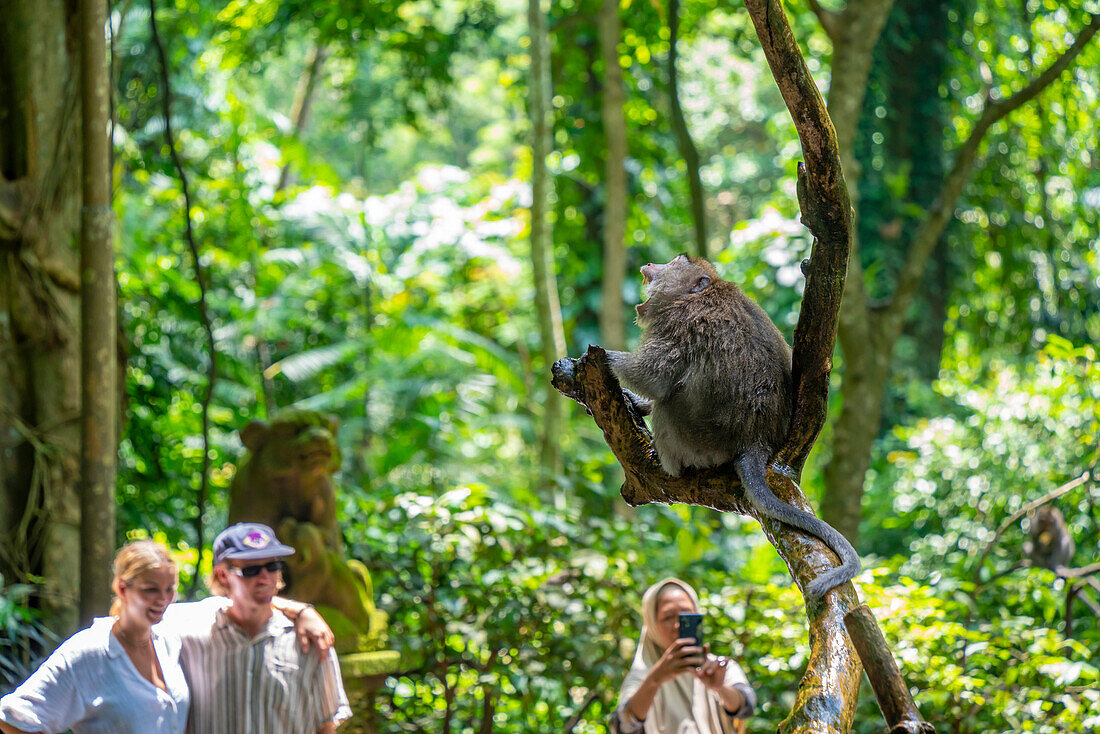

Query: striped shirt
[160,599,351,734]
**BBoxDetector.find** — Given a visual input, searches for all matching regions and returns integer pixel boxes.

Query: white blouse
[0,616,189,734]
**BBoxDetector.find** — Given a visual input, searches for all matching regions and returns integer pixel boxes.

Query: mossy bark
[79,0,117,625]
[0,0,85,635]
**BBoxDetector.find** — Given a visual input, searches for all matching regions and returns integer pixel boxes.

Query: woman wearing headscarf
[611,578,756,734]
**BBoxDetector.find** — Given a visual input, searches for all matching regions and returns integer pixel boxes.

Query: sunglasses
[227,560,284,578]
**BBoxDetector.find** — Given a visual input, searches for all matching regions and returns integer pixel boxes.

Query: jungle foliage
[1,0,1098,732]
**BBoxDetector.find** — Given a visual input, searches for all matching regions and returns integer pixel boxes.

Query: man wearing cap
[159,522,351,733]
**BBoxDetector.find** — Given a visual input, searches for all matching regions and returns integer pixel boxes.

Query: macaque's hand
[295,606,335,659]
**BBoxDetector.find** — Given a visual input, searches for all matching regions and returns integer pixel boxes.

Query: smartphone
[678,612,704,647]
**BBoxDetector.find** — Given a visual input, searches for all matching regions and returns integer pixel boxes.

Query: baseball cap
[213,523,295,565]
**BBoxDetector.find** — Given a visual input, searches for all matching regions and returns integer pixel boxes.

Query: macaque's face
[636,254,716,325]
[1034,507,1066,544]
[639,260,669,284]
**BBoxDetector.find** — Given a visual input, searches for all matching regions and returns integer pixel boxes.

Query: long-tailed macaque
[606,254,860,598]
[1027,505,1075,574]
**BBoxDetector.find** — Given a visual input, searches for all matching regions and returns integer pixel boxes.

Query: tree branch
[844,605,934,734]
[743,0,852,475]
[276,42,327,193]
[1059,561,1100,580]
[564,687,601,733]
[884,12,1100,335]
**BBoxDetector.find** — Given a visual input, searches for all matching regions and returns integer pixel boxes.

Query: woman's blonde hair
[109,539,178,616]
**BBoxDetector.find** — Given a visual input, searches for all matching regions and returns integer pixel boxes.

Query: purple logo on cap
[243,530,270,549]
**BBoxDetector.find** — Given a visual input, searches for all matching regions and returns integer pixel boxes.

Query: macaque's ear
[690,275,711,293]
[240,420,269,452]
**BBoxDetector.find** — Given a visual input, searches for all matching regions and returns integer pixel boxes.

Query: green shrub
[0,575,57,696]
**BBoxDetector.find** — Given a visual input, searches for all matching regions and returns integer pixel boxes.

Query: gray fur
[1027,506,1075,574]
[608,254,860,599]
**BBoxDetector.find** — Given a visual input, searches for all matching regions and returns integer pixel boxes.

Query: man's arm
[317,723,336,734]
[271,596,334,657]
[158,596,226,637]
[312,647,352,730]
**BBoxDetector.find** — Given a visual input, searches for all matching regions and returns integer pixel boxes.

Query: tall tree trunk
[817,0,896,544]
[0,0,84,635]
[79,0,117,624]
[668,0,707,259]
[892,0,950,382]
[276,43,327,193]
[822,329,892,543]
[819,3,1100,544]
[598,0,627,351]
[528,0,567,495]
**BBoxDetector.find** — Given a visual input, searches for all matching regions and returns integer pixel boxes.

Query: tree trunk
[668,0,708,259]
[889,0,950,382]
[528,0,567,495]
[598,0,627,351]
[822,333,891,544]
[817,0,896,544]
[276,43,327,193]
[820,4,1100,544]
[0,0,84,635]
[79,0,117,624]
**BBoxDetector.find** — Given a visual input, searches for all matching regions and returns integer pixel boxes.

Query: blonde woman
[0,540,188,734]
[611,578,756,734]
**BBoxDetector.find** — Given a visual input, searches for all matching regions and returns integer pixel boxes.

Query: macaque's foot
[551,357,583,403]
[622,389,653,416]
[551,356,578,383]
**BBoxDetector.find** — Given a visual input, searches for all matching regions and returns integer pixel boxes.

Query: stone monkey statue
[228,410,340,547]
[1026,505,1075,574]
[228,410,389,652]
[606,254,860,599]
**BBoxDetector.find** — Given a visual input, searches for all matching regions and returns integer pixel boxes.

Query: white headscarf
[616,578,747,734]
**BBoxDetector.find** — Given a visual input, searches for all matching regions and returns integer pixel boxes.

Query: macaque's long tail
[735,447,861,599]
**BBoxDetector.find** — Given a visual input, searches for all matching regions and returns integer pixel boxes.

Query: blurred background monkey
[1026,505,1075,575]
